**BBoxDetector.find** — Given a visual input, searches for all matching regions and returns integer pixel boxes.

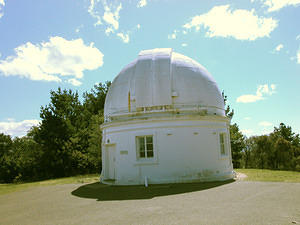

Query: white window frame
[134,132,158,165]
[218,132,229,158]
[136,135,154,159]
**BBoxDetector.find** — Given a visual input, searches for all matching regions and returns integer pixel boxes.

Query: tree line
[0,82,110,183]
[223,92,300,171]
[231,122,300,171]
[0,85,299,183]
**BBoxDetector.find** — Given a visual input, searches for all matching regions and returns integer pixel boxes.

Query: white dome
[104,48,225,120]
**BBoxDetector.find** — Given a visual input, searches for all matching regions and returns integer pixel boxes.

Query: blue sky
[0,0,299,137]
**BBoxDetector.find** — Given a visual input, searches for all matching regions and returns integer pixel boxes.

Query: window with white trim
[219,133,226,155]
[136,136,153,159]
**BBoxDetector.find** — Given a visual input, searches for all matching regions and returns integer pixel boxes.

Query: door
[105,144,116,180]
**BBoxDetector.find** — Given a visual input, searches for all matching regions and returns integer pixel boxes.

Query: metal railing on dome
[104,104,225,123]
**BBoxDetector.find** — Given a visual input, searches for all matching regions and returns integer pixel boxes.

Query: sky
[0,0,299,137]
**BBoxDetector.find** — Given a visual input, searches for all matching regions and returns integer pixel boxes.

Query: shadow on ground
[71,179,235,201]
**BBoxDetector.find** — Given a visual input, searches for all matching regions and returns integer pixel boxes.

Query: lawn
[1,169,300,196]
[0,174,99,196]
[235,169,300,182]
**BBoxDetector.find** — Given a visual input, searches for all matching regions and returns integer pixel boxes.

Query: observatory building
[101,48,233,185]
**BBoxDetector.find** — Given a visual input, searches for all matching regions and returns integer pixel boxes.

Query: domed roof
[104,48,225,119]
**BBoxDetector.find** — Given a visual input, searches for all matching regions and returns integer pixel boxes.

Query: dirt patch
[235,172,248,180]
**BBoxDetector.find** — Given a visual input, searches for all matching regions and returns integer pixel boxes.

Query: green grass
[1,170,299,196]
[0,174,99,196]
[235,169,300,182]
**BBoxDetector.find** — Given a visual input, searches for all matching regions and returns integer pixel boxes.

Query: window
[219,133,226,155]
[136,136,153,159]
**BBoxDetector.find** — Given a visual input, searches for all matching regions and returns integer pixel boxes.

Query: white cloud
[0,119,40,137]
[270,84,276,90]
[88,0,122,31]
[244,117,251,120]
[261,128,273,135]
[297,48,300,64]
[236,95,263,103]
[105,27,114,35]
[259,121,273,127]
[296,34,300,40]
[88,0,102,26]
[183,5,278,41]
[168,30,179,40]
[102,1,122,32]
[181,43,188,47]
[117,32,129,43]
[168,33,176,39]
[68,78,82,86]
[0,36,104,85]
[87,1,140,44]
[0,0,5,19]
[256,84,276,96]
[241,129,254,136]
[275,44,283,51]
[236,84,276,103]
[262,0,300,12]
[75,25,83,33]
[137,0,147,8]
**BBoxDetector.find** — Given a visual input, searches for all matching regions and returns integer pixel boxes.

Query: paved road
[0,180,299,225]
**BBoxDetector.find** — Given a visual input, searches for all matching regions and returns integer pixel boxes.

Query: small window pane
[140,151,145,158]
[147,143,153,150]
[147,150,153,157]
[139,138,145,148]
[220,144,225,155]
[220,133,224,143]
[146,136,153,144]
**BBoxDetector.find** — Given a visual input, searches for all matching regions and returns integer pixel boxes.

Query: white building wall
[101,117,233,185]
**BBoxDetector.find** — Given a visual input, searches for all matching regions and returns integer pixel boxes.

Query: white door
[105,144,116,180]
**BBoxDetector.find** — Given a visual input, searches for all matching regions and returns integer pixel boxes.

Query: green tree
[230,123,245,168]
[81,82,111,173]
[222,91,245,168]
[253,135,272,169]
[0,133,14,182]
[222,91,234,118]
[1,82,111,183]
[0,133,12,158]
[242,137,255,168]
[34,88,84,178]
[270,123,300,170]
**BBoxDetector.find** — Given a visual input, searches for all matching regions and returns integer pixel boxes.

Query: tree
[222,91,234,118]
[83,81,111,116]
[253,135,272,169]
[270,123,300,170]
[0,133,12,158]
[34,88,84,178]
[242,137,255,168]
[0,133,14,182]
[230,123,245,168]
[273,137,293,170]
[222,91,245,168]
[81,82,111,172]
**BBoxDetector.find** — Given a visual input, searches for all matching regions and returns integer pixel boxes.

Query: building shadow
[71,179,235,201]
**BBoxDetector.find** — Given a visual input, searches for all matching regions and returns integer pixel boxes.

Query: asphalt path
[0,180,299,225]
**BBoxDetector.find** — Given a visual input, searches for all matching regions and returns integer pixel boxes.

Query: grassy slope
[0,174,99,196]
[235,169,300,182]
